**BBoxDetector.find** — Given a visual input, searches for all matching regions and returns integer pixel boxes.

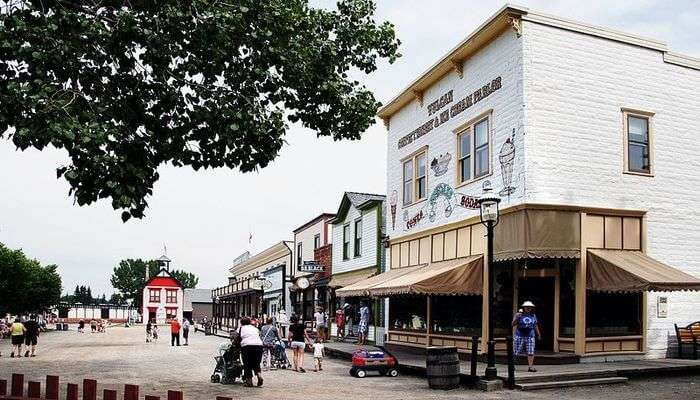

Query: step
[516,376,628,391]
[514,369,617,383]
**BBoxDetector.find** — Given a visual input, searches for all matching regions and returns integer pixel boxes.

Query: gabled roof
[184,288,212,310]
[145,268,183,288]
[330,192,385,224]
[292,213,336,234]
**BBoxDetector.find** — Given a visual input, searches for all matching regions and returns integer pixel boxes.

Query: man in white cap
[512,301,541,372]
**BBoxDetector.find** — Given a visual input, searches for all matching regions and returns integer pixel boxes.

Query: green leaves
[1,0,400,221]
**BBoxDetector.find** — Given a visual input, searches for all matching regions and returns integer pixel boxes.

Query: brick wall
[314,244,332,279]
[522,20,700,358]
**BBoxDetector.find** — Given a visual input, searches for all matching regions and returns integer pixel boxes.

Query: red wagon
[350,347,399,378]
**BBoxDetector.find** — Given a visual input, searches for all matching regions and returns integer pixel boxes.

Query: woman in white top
[239,316,264,387]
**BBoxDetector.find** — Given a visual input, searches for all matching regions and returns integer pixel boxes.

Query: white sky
[1,1,698,296]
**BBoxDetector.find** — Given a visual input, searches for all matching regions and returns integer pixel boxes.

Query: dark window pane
[417,176,426,199]
[460,156,471,182]
[389,296,426,332]
[586,292,642,337]
[628,143,649,172]
[432,296,482,336]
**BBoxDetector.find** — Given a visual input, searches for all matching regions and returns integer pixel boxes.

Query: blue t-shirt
[515,313,538,338]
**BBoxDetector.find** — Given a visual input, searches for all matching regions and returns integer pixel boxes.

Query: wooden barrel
[426,346,460,390]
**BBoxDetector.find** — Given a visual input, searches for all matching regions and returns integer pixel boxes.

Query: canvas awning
[587,249,700,292]
[494,209,580,261]
[336,255,483,297]
[328,267,378,288]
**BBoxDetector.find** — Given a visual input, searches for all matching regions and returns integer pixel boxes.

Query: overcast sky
[1,1,698,297]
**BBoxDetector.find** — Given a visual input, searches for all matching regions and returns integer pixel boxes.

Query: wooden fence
[0,374,234,400]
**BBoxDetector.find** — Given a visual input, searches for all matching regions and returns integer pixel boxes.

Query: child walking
[312,337,325,372]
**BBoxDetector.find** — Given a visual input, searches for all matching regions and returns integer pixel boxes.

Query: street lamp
[478,187,501,381]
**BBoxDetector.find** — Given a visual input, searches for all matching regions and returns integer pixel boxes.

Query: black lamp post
[478,188,501,380]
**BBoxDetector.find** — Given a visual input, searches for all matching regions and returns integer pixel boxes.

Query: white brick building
[339,5,700,360]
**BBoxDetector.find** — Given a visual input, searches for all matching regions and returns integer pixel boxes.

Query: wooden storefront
[340,204,700,358]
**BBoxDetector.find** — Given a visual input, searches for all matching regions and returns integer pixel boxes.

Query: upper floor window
[343,224,351,260]
[149,289,160,303]
[457,116,490,185]
[623,109,653,175]
[403,149,427,206]
[166,290,177,304]
[354,218,363,257]
[296,242,303,268]
[314,234,321,250]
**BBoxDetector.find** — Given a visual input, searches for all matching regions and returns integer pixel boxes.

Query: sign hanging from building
[657,296,668,318]
[299,260,324,273]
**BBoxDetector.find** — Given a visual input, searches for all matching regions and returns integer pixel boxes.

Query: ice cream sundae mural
[499,129,517,197]
[430,153,451,177]
[398,128,520,232]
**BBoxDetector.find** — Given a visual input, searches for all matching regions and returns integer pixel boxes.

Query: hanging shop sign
[397,76,502,149]
[299,260,324,273]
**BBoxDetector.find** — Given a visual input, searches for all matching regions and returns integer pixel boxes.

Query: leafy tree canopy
[0,0,400,221]
[110,258,198,310]
[0,242,62,315]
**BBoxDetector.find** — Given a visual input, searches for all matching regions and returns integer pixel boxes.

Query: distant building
[142,268,184,324]
[183,288,213,323]
[56,303,131,323]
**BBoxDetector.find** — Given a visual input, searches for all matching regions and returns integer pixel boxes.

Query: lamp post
[478,188,501,380]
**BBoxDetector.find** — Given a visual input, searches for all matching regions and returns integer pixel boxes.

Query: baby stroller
[269,339,292,369]
[211,340,243,384]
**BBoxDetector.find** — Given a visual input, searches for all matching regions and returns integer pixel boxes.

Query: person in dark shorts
[288,315,311,373]
[23,315,40,357]
[9,317,25,358]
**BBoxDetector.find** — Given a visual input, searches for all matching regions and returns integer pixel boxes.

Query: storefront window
[389,296,426,332]
[432,296,481,336]
[559,261,576,337]
[586,292,642,337]
[492,262,514,337]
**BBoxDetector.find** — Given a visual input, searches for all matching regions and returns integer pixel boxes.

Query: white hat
[521,301,535,308]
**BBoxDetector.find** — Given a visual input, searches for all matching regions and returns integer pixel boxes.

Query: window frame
[342,223,351,260]
[354,217,363,257]
[296,242,303,270]
[622,108,654,177]
[165,289,177,304]
[313,234,321,250]
[455,111,493,187]
[149,289,160,303]
[401,146,428,207]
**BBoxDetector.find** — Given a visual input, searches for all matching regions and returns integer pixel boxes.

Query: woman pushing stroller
[260,317,283,371]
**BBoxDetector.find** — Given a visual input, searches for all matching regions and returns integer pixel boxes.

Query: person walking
[312,337,325,372]
[23,315,40,357]
[276,309,288,339]
[239,317,264,387]
[260,317,281,370]
[335,307,345,342]
[152,324,159,343]
[9,317,25,358]
[182,318,190,346]
[170,318,181,346]
[357,302,370,345]
[288,315,311,373]
[90,319,97,333]
[78,319,85,333]
[512,301,542,372]
[314,307,327,342]
[145,320,152,343]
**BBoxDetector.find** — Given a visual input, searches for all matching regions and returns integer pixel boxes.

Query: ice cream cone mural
[390,190,398,229]
[499,129,516,196]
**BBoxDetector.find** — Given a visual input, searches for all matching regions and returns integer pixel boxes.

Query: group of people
[1,315,41,358]
[329,302,371,345]
[145,318,192,346]
[231,313,328,387]
[76,319,107,333]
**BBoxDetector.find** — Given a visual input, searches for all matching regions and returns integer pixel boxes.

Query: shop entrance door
[517,277,555,351]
